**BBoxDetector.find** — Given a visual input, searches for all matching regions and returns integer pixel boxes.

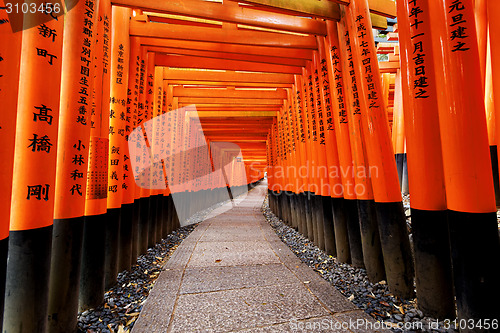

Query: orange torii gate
[0,0,499,332]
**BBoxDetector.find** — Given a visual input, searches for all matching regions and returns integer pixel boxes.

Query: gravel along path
[77,198,232,333]
[77,224,197,333]
[262,196,458,333]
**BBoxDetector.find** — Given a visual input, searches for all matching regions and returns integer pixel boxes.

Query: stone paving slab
[170,283,330,332]
[199,226,265,242]
[132,184,390,333]
[187,241,281,268]
[180,264,297,295]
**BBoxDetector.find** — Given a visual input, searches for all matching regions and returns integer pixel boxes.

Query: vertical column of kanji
[300,69,314,241]
[105,5,130,289]
[305,64,320,241]
[4,10,63,333]
[396,0,454,318]
[285,98,296,228]
[118,35,139,273]
[136,47,149,255]
[197,119,207,212]
[274,118,282,216]
[287,88,301,232]
[0,3,21,330]
[345,2,414,298]
[432,0,500,324]
[170,95,181,230]
[278,109,287,222]
[179,103,189,219]
[316,48,343,257]
[161,82,170,238]
[278,102,288,224]
[301,66,316,242]
[292,76,308,237]
[152,66,164,243]
[272,121,279,216]
[272,113,280,217]
[266,132,273,211]
[278,103,290,226]
[330,24,368,270]
[308,60,326,249]
[163,83,174,236]
[270,120,279,217]
[127,36,141,263]
[144,52,157,246]
[195,120,206,213]
[48,0,98,330]
[181,107,192,222]
[334,18,369,267]
[80,0,110,311]
[316,37,343,259]
[310,56,328,251]
[188,122,198,214]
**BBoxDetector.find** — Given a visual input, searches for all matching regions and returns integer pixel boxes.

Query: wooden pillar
[397,0,455,319]
[0,3,22,330]
[432,0,500,326]
[80,0,111,311]
[127,36,141,263]
[48,0,98,331]
[3,11,63,333]
[344,1,415,298]
[324,26,386,281]
[117,33,138,273]
[105,5,130,289]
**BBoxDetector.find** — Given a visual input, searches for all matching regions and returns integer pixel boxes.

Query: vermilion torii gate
[0,0,499,332]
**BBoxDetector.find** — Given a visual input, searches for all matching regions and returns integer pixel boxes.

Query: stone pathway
[132,183,389,332]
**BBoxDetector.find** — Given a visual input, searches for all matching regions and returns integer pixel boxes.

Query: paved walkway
[132,183,388,332]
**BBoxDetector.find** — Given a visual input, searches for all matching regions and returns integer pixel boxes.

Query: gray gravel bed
[77,198,232,333]
[77,224,197,333]
[262,195,458,333]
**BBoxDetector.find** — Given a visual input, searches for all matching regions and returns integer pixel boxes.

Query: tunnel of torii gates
[0,0,500,331]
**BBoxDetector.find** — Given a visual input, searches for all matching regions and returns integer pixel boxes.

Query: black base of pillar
[79,213,106,311]
[304,192,314,242]
[375,201,415,299]
[118,203,134,273]
[490,146,500,207]
[322,196,336,256]
[357,199,384,282]
[313,195,325,251]
[0,236,7,332]
[166,194,174,234]
[411,208,454,319]
[345,198,364,268]
[148,196,157,248]
[155,194,163,244]
[162,195,170,238]
[48,216,84,333]
[296,193,306,235]
[331,197,350,263]
[3,225,53,333]
[131,199,140,263]
[138,197,149,255]
[104,208,121,289]
[448,210,500,332]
